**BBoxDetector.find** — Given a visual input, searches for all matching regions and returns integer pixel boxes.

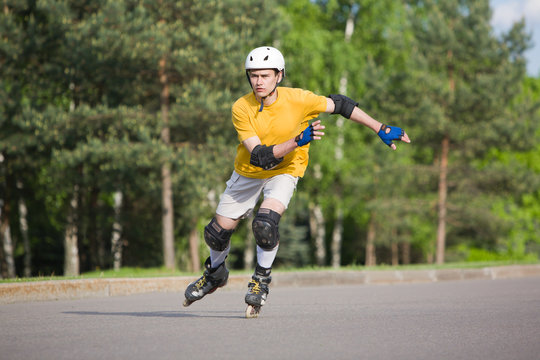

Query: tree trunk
[188,226,200,273]
[160,56,176,270]
[401,241,410,265]
[1,199,16,278]
[331,206,343,268]
[64,186,80,276]
[331,9,355,269]
[391,242,399,266]
[18,191,31,277]
[111,191,123,271]
[436,135,449,264]
[427,252,434,264]
[309,203,326,266]
[391,229,399,266]
[0,232,5,278]
[436,48,455,265]
[365,213,377,266]
[89,186,100,269]
[0,228,17,279]
[161,164,175,269]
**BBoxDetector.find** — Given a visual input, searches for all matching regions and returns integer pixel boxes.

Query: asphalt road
[1,277,539,360]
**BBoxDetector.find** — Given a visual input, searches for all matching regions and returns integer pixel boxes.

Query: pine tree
[404,0,536,263]
[284,0,413,266]
[2,0,287,275]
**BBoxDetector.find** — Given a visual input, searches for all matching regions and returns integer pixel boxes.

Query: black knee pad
[204,218,234,251]
[252,209,281,250]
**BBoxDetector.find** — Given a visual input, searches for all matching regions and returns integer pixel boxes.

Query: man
[183,46,410,317]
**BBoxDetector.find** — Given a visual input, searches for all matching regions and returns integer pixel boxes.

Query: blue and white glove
[378,124,404,147]
[295,124,314,147]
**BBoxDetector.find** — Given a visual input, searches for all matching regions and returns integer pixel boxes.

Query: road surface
[1,277,539,360]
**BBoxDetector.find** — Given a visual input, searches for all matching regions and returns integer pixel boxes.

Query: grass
[0,267,188,283]
[1,259,538,284]
[275,259,539,273]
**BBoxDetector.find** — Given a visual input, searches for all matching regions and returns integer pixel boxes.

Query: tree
[1,0,77,276]
[406,0,536,263]
[285,0,413,266]
[130,0,286,270]
[489,77,540,260]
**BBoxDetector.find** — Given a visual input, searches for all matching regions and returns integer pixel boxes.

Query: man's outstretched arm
[325,96,411,150]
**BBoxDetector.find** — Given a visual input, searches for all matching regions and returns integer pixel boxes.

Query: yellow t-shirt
[232,87,328,179]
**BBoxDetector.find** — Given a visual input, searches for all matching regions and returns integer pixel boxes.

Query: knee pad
[204,218,234,251]
[252,209,281,250]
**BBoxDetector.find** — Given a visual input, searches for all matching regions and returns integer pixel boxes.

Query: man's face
[248,69,282,98]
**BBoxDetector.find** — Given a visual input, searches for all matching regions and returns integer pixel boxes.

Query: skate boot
[183,257,228,307]
[245,266,272,318]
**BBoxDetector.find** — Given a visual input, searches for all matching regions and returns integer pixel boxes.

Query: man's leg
[254,174,295,271]
[245,175,298,315]
[207,215,239,267]
[185,172,264,307]
[184,215,239,306]
[253,198,284,270]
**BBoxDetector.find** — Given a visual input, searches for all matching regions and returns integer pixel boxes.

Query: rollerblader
[183,46,410,317]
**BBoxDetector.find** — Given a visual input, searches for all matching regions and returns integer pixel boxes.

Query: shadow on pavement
[63,310,245,319]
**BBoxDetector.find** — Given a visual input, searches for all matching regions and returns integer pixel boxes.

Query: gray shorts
[216,171,299,220]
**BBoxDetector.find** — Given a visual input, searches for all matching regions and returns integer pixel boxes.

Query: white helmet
[245,46,285,76]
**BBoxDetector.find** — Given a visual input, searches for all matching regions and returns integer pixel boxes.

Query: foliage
[1,0,539,277]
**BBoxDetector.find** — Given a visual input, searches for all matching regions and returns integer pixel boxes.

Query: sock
[209,246,230,268]
[256,244,279,269]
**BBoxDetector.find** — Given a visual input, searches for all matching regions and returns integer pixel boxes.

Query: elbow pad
[329,94,359,119]
[250,145,283,170]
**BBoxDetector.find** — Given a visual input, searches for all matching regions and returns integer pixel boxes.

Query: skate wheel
[245,304,261,318]
[183,299,194,307]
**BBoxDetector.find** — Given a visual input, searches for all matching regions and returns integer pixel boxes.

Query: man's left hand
[378,124,411,150]
[296,120,325,147]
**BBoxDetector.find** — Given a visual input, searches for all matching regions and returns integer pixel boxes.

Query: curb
[1,264,540,304]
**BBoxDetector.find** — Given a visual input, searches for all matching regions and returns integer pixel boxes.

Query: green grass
[82,266,189,278]
[2,259,538,284]
[276,259,540,273]
[0,267,189,283]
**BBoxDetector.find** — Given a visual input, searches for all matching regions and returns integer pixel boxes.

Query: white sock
[256,245,279,269]
[210,246,230,268]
